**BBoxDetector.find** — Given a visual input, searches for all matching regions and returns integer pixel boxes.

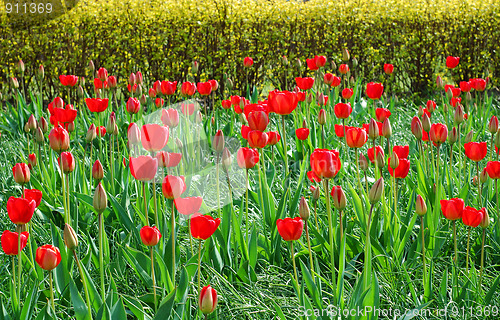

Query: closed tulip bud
[92,160,104,181]
[316,92,325,106]
[382,118,392,138]
[17,59,25,73]
[39,117,48,133]
[63,223,78,250]
[77,85,84,98]
[436,76,443,88]
[106,113,116,133]
[454,104,464,124]
[222,148,232,170]
[390,151,399,169]
[227,78,233,89]
[136,84,143,97]
[443,103,448,114]
[318,109,327,125]
[466,92,472,102]
[27,114,37,132]
[416,195,427,216]
[88,60,95,71]
[368,118,379,140]
[49,126,70,152]
[331,186,346,210]
[199,285,218,315]
[86,124,97,142]
[239,113,247,124]
[376,151,385,168]
[24,123,30,133]
[306,93,313,104]
[496,130,500,149]
[350,76,355,85]
[448,127,458,145]
[196,111,203,123]
[331,61,337,70]
[13,163,30,185]
[488,116,499,134]
[421,114,431,132]
[38,65,44,78]
[417,106,424,117]
[480,209,489,228]
[446,87,453,100]
[465,130,474,144]
[369,178,384,204]
[135,71,143,85]
[211,117,215,126]
[11,77,19,89]
[35,128,44,144]
[175,138,183,150]
[299,196,310,220]
[80,77,86,87]
[480,167,488,184]
[295,58,302,68]
[67,122,75,133]
[212,130,224,152]
[359,153,369,171]
[139,94,147,105]
[312,187,320,201]
[342,48,350,61]
[191,61,199,73]
[352,57,358,67]
[93,183,107,213]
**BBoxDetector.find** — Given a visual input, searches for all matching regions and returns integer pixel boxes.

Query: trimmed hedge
[0,0,499,95]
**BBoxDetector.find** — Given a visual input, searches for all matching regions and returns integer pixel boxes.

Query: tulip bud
[93,183,107,213]
[67,122,75,133]
[417,106,424,117]
[212,130,224,152]
[13,163,30,185]
[496,129,500,149]
[331,61,337,70]
[488,116,499,134]
[196,111,203,124]
[24,123,30,133]
[38,117,48,133]
[92,160,104,181]
[106,113,116,133]
[222,148,232,170]
[342,48,350,62]
[38,65,44,79]
[17,59,25,73]
[53,97,64,109]
[448,127,458,145]
[369,178,384,204]
[35,127,44,144]
[480,167,488,184]
[86,124,97,143]
[227,78,233,90]
[129,73,136,86]
[27,114,37,132]
[376,151,385,169]
[306,93,313,104]
[299,196,310,220]
[140,94,147,105]
[415,195,427,216]
[175,138,183,151]
[390,151,399,169]
[318,109,326,125]
[136,84,143,97]
[295,58,302,68]
[436,76,443,89]
[135,71,143,85]
[211,117,215,126]
[77,85,84,98]
[191,61,199,73]
[282,55,288,65]
[464,130,474,144]
[359,153,369,171]
[480,209,490,229]
[421,114,431,133]
[352,57,358,67]
[331,186,346,210]
[199,285,218,315]
[454,104,464,125]
[64,223,78,250]
[316,92,325,106]
[472,176,478,186]
[80,77,86,87]
[312,187,320,201]
[11,77,19,89]
[382,119,392,138]
[88,60,95,71]
[368,118,379,140]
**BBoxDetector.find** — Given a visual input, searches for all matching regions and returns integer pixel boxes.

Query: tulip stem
[109,135,114,192]
[61,161,67,225]
[49,272,56,316]
[321,124,326,149]
[17,227,21,303]
[98,213,105,301]
[364,204,375,288]
[453,220,457,264]
[323,179,336,288]
[355,152,362,191]
[12,257,17,312]
[477,162,481,207]
[282,115,289,179]
[197,239,202,294]
[304,221,315,280]
[73,250,92,320]
[216,152,221,218]
[466,226,471,274]
[151,247,157,311]
[436,146,441,196]
[290,241,299,291]
[66,174,71,227]
[171,200,176,283]
[245,169,249,241]
[153,180,159,227]
[479,228,486,292]
[496,180,499,232]
[364,171,369,195]
[313,201,319,231]
[421,216,426,291]
[142,182,149,225]
[257,153,268,240]
[393,177,398,216]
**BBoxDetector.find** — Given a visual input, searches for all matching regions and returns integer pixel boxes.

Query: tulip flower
[392,145,409,159]
[36,244,61,313]
[199,285,218,315]
[310,149,341,180]
[345,127,367,149]
[331,186,347,240]
[92,159,104,181]
[464,142,487,162]
[161,81,177,95]
[191,214,221,290]
[247,130,268,149]
[85,98,109,113]
[48,125,70,153]
[339,64,349,74]
[243,57,253,67]
[23,189,42,207]
[7,197,35,225]
[441,197,465,263]
[58,151,75,174]
[181,82,196,96]
[296,128,309,141]
[130,155,158,182]
[59,75,78,87]
[334,103,352,119]
[237,147,259,169]
[161,109,180,128]
[247,111,269,132]
[383,63,394,75]
[141,124,169,152]
[295,77,314,90]
[446,56,460,69]
[197,82,212,96]
[470,78,487,91]
[429,123,448,146]
[276,217,303,285]
[12,163,30,186]
[375,108,391,122]
[174,197,203,216]
[140,226,162,247]
[268,90,298,115]
[126,97,141,115]
[388,157,410,178]
[342,88,353,100]
[267,131,281,146]
[462,206,485,272]
[366,82,384,100]
[1,230,29,256]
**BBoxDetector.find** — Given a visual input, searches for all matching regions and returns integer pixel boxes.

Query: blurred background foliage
[0,0,499,96]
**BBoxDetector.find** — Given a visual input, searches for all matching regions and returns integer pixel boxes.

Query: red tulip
[295,77,314,90]
[48,125,70,152]
[383,63,394,75]
[181,82,196,96]
[296,128,310,141]
[460,81,471,93]
[464,142,487,162]
[366,82,384,100]
[334,125,351,138]
[92,159,104,181]
[241,125,251,140]
[141,124,169,152]
[243,57,253,67]
[345,127,367,148]
[268,90,298,115]
[85,98,109,113]
[23,189,42,208]
[130,156,158,181]
[162,175,186,199]
[331,186,347,210]
[58,152,75,173]
[486,161,500,179]
[197,82,212,96]
[334,103,352,119]
[375,108,391,122]
[392,145,409,159]
[307,171,321,183]
[161,109,180,128]
[411,116,423,139]
[267,131,281,146]
[107,76,117,88]
[429,123,448,146]
[247,111,269,132]
[446,56,460,69]
[388,157,410,178]
[462,206,484,228]
[52,105,77,125]
[310,149,341,179]
[161,81,177,95]
[190,215,221,240]
[7,197,36,225]
[174,197,203,215]
[331,76,341,87]
[28,154,37,170]
[181,103,196,116]
[35,244,61,271]
[59,75,78,87]
[127,123,141,145]
[199,285,218,315]
[1,230,29,255]
[12,163,30,185]
[97,68,108,82]
[342,88,353,100]
[489,116,499,134]
[323,73,334,85]
[367,146,384,163]
[441,198,465,220]
[314,55,326,68]
[276,217,303,241]
[237,147,259,169]
[209,79,218,91]
[126,98,141,114]
[221,100,231,109]
[243,103,269,119]
[339,64,349,74]
[306,58,319,71]
[470,78,487,91]
[140,226,162,246]
[230,95,241,106]
[247,130,268,149]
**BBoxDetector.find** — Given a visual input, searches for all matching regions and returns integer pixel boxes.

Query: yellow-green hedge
[1,0,499,94]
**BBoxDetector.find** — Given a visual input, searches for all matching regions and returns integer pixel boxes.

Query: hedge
[0,0,499,96]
